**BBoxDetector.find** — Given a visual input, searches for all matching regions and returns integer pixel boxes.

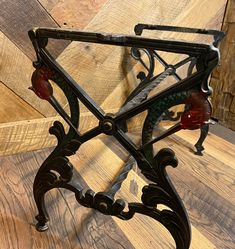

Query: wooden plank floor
[0,129,234,249]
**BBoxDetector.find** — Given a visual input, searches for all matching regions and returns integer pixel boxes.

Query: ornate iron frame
[123,25,221,155]
[28,24,224,249]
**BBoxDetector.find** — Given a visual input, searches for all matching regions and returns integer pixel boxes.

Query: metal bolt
[99,202,108,211]
[103,121,113,131]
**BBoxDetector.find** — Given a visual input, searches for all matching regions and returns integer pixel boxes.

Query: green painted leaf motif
[142,90,191,161]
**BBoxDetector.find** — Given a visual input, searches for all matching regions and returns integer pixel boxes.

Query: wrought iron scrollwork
[126,25,223,155]
[29,23,224,249]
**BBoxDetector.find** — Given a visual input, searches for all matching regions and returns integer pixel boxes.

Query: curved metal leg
[33,156,74,231]
[34,198,50,232]
[33,171,51,232]
[194,124,209,155]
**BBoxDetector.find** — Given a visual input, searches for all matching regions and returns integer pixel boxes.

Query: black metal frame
[28,24,224,249]
[123,24,223,155]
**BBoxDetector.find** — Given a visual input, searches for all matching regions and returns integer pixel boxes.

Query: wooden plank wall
[0,0,227,155]
[211,0,235,130]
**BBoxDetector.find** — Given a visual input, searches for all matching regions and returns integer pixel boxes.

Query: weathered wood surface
[0,112,90,156]
[170,128,235,170]
[0,117,64,156]
[0,31,57,117]
[0,128,234,248]
[0,107,140,156]
[0,0,69,60]
[0,82,42,122]
[211,0,235,130]
[0,0,227,122]
[39,0,108,29]
[157,137,235,249]
[56,0,226,114]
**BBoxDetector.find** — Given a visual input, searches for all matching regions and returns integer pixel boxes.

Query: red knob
[181,91,212,130]
[30,67,53,101]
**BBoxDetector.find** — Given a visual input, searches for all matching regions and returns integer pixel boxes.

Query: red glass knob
[181,91,212,130]
[30,67,53,101]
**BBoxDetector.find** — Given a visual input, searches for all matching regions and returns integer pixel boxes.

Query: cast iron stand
[28,24,224,249]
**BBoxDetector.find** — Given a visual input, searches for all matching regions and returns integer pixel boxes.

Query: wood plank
[211,0,235,130]
[56,0,226,115]
[226,0,235,23]
[0,0,70,60]
[37,0,60,11]
[0,31,57,117]
[39,0,108,29]
[0,0,106,119]
[156,131,235,201]
[219,23,235,94]
[0,117,62,156]
[56,0,192,111]
[210,123,235,145]
[169,128,235,170]
[169,170,235,249]
[0,106,143,156]
[0,82,43,123]
[0,113,98,156]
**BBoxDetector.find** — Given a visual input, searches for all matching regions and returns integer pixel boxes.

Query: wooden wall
[0,0,227,155]
[211,0,235,131]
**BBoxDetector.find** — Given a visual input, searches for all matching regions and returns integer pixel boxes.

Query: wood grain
[0,117,63,156]
[0,31,57,117]
[56,0,193,112]
[37,0,60,11]
[39,0,108,29]
[155,134,235,249]
[211,0,235,130]
[226,0,235,23]
[56,0,226,115]
[0,0,70,60]
[169,128,235,170]
[0,106,144,156]
[0,156,78,249]
[0,82,42,123]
